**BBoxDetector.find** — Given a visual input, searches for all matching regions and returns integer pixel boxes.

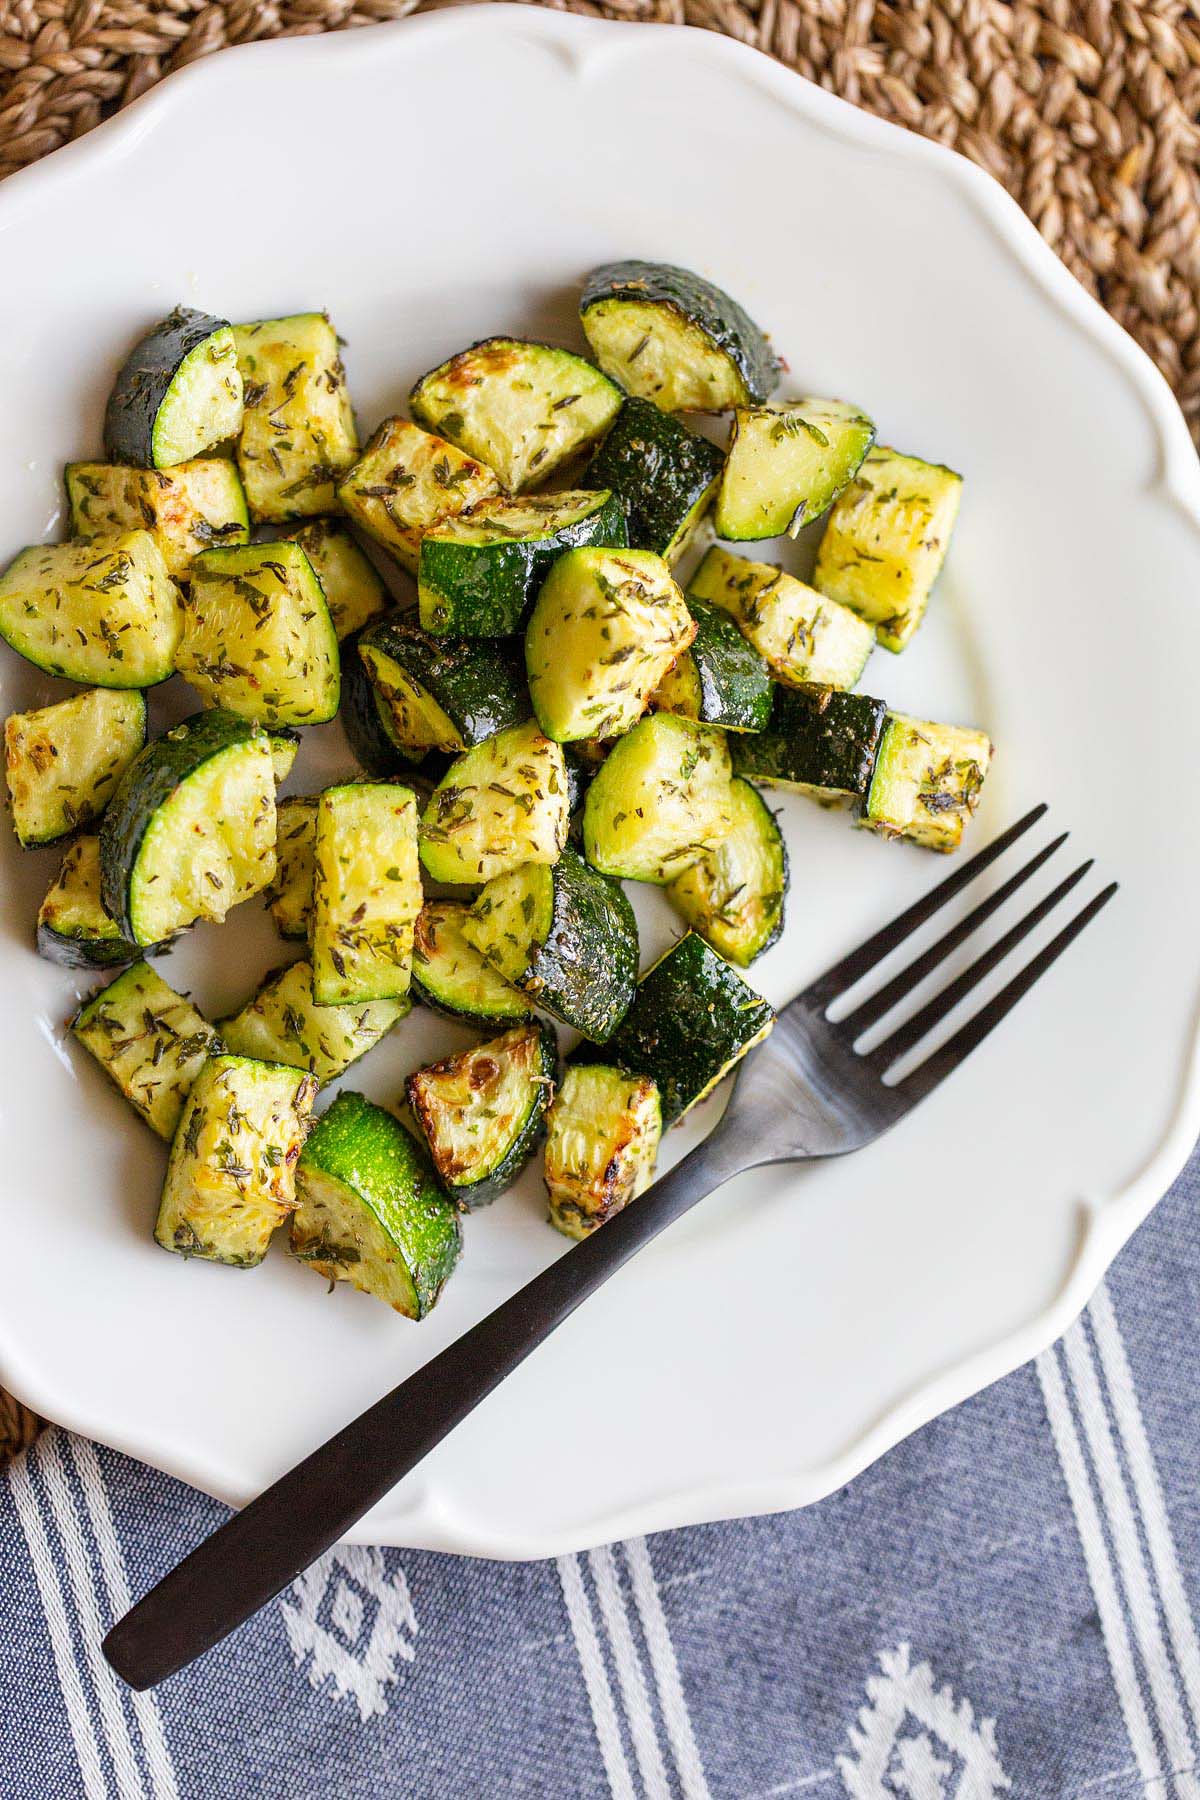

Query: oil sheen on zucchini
[864,713,992,852]
[410,338,622,493]
[218,958,408,1085]
[419,721,569,885]
[526,547,695,742]
[588,932,774,1124]
[37,837,143,970]
[311,783,421,1006]
[407,1020,557,1209]
[155,1053,316,1266]
[66,459,250,579]
[4,688,145,848]
[583,713,733,884]
[580,261,780,412]
[265,795,317,939]
[233,313,358,522]
[412,900,533,1028]
[279,519,388,640]
[72,961,220,1138]
[104,307,244,468]
[690,545,874,692]
[544,1065,662,1239]
[292,1091,462,1317]
[0,531,182,688]
[667,779,787,966]
[730,684,888,806]
[418,491,627,636]
[357,613,530,757]
[99,709,277,945]
[338,417,500,572]
[585,397,724,561]
[464,846,638,1041]
[715,398,875,540]
[178,542,340,726]
[649,594,771,733]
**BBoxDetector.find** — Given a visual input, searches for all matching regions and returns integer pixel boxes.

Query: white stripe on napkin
[589,1546,673,1799]
[624,1537,711,1800]
[557,1552,638,1799]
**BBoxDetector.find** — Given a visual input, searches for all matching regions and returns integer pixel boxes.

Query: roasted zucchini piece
[526,547,695,742]
[419,720,569,885]
[464,846,638,1041]
[407,1020,557,1209]
[357,613,529,758]
[278,518,388,640]
[99,709,277,945]
[337,417,499,573]
[412,900,532,1027]
[585,397,723,561]
[730,684,888,806]
[814,447,963,652]
[863,713,993,852]
[155,1053,316,1266]
[544,1065,662,1239]
[65,459,250,578]
[269,729,300,785]
[411,338,621,493]
[265,795,317,939]
[580,260,779,412]
[4,687,145,848]
[583,713,733,884]
[310,782,420,1006]
[589,932,774,1124]
[0,531,181,688]
[104,307,244,468]
[178,542,339,726]
[37,836,142,970]
[340,627,413,778]
[72,961,220,1138]
[418,490,627,637]
[667,779,786,966]
[690,545,873,691]
[219,958,408,1085]
[292,1092,461,1316]
[232,313,358,522]
[649,594,771,733]
[715,398,875,540]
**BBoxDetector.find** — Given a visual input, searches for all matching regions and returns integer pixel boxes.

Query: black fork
[103,804,1115,1688]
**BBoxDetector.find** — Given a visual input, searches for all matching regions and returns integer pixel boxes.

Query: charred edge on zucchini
[406,1021,557,1209]
[338,417,500,572]
[650,594,772,733]
[412,900,533,1028]
[233,313,358,522]
[5,688,145,849]
[584,397,724,561]
[863,713,992,852]
[0,531,182,689]
[690,544,874,692]
[667,778,787,966]
[729,683,888,806]
[72,961,220,1139]
[310,782,421,1006]
[358,612,530,757]
[582,712,733,884]
[544,1065,662,1239]
[66,460,250,579]
[104,306,244,468]
[37,836,145,970]
[714,397,875,540]
[219,958,408,1085]
[419,720,569,886]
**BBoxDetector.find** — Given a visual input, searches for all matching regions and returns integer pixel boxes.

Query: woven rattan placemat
[0,0,1197,1462]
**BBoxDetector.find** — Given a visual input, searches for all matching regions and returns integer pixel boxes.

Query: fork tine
[834,831,1069,1038]
[887,882,1118,1106]
[803,803,1050,1007]
[867,859,1097,1073]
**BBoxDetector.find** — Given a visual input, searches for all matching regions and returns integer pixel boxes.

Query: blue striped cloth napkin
[3,1145,1200,1799]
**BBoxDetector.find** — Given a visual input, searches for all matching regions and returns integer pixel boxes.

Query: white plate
[1,5,1198,1558]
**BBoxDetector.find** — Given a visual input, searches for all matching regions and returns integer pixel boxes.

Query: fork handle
[103,1129,736,1689]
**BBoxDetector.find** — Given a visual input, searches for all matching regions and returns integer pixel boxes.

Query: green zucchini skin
[729,684,888,802]
[655,595,772,732]
[104,307,241,467]
[407,1020,558,1210]
[580,261,780,409]
[585,398,723,560]
[341,628,418,776]
[580,932,774,1125]
[36,837,145,970]
[357,614,530,750]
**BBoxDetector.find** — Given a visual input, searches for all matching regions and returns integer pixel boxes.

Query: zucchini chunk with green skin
[311,782,421,1006]
[292,1092,461,1317]
[104,307,243,468]
[526,547,695,743]
[583,713,733,885]
[0,531,181,689]
[411,338,622,494]
[544,1065,662,1240]
[464,846,638,1042]
[730,684,888,806]
[864,713,993,852]
[418,491,627,637]
[690,545,873,692]
[814,447,963,653]
[406,1021,557,1209]
[667,779,786,966]
[419,721,569,885]
[412,900,532,1028]
[269,730,300,785]
[585,932,774,1125]
[279,519,388,640]
[233,313,358,522]
[178,542,339,726]
[66,459,250,579]
[5,688,145,848]
[338,418,500,573]
[155,1054,316,1266]
[266,795,317,939]
[715,398,876,541]
[585,397,724,561]
[37,836,142,970]
[72,961,220,1139]
[358,613,529,759]
[100,710,277,945]
[580,260,780,413]
[219,959,408,1085]
[649,594,771,733]
[340,629,414,777]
